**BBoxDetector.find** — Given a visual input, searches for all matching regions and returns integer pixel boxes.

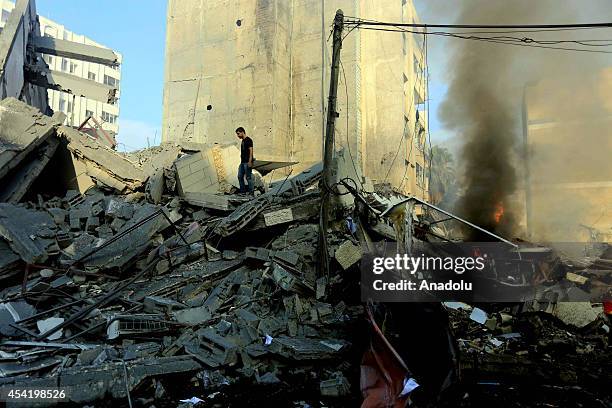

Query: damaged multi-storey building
[162,0,430,199]
[0,0,120,147]
[0,0,610,407]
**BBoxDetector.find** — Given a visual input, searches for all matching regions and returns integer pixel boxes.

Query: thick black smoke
[436,0,610,240]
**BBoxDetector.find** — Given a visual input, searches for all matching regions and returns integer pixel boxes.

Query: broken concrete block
[320,373,350,397]
[145,168,164,205]
[0,204,57,263]
[334,240,362,270]
[173,143,260,195]
[0,239,20,272]
[214,195,271,237]
[37,317,65,341]
[47,207,66,224]
[63,205,171,271]
[553,302,599,328]
[110,217,125,231]
[0,138,61,203]
[0,98,61,181]
[272,263,305,293]
[144,296,187,313]
[256,371,281,384]
[272,336,347,360]
[566,272,588,285]
[85,216,100,231]
[0,301,35,337]
[59,125,146,193]
[172,306,212,325]
[3,356,201,405]
[107,314,173,340]
[182,191,231,211]
[264,208,294,226]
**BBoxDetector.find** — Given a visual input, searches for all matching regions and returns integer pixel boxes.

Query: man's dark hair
[235,127,245,134]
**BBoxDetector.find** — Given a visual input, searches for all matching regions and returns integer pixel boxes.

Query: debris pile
[0,99,610,407]
[440,299,611,407]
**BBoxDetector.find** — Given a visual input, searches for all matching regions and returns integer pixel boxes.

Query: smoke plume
[437,0,610,240]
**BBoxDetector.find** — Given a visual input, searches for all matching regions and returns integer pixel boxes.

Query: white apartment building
[0,0,121,136]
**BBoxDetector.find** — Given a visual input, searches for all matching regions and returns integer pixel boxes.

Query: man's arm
[248,146,253,167]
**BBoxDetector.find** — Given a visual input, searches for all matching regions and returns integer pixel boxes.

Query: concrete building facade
[0,0,122,136]
[162,0,429,199]
[523,68,612,242]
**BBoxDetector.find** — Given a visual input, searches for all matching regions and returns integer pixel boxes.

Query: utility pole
[318,9,344,277]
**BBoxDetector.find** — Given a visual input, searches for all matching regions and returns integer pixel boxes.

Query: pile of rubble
[0,98,611,407]
[0,98,368,407]
[439,298,611,407]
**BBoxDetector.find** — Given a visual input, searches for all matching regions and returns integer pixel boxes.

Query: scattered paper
[264,334,273,346]
[399,377,419,397]
[179,396,204,404]
[443,302,472,311]
[469,307,487,324]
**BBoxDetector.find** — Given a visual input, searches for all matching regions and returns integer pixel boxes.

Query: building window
[63,31,69,40]
[69,62,77,74]
[67,100,73,113]
[104,74,118,88]
[101,111,117,124]
[1,10,10,23]
[45,55,54,66]
[86,109,94,118]
[61,58,68,71]
[88,72,96,81]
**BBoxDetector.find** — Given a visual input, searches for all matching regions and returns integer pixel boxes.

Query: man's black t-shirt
[240,136,253,163]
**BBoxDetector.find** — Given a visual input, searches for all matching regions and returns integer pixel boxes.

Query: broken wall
[162,0,292,162]
[162,0,429,199]
[0,0,48,111]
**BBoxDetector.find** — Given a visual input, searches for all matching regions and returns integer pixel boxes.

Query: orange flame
[494,202,504,224]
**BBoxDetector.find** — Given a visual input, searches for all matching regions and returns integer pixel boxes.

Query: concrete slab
[182,191,230,211]
[59,126,145,193]
[0,137,60,202]
[334,240,362,270]
[0,98,62,180]
[35,69,117,104]
[32,36,119,67]
[0,203,56,263]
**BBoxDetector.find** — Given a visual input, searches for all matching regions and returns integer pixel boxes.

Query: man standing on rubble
[236,126,254,195]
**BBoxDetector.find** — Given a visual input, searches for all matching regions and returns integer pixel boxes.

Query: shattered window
[70,62,77,74]
[102,111,117,124]
[88,72,96,81]
[61,58,68,71]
